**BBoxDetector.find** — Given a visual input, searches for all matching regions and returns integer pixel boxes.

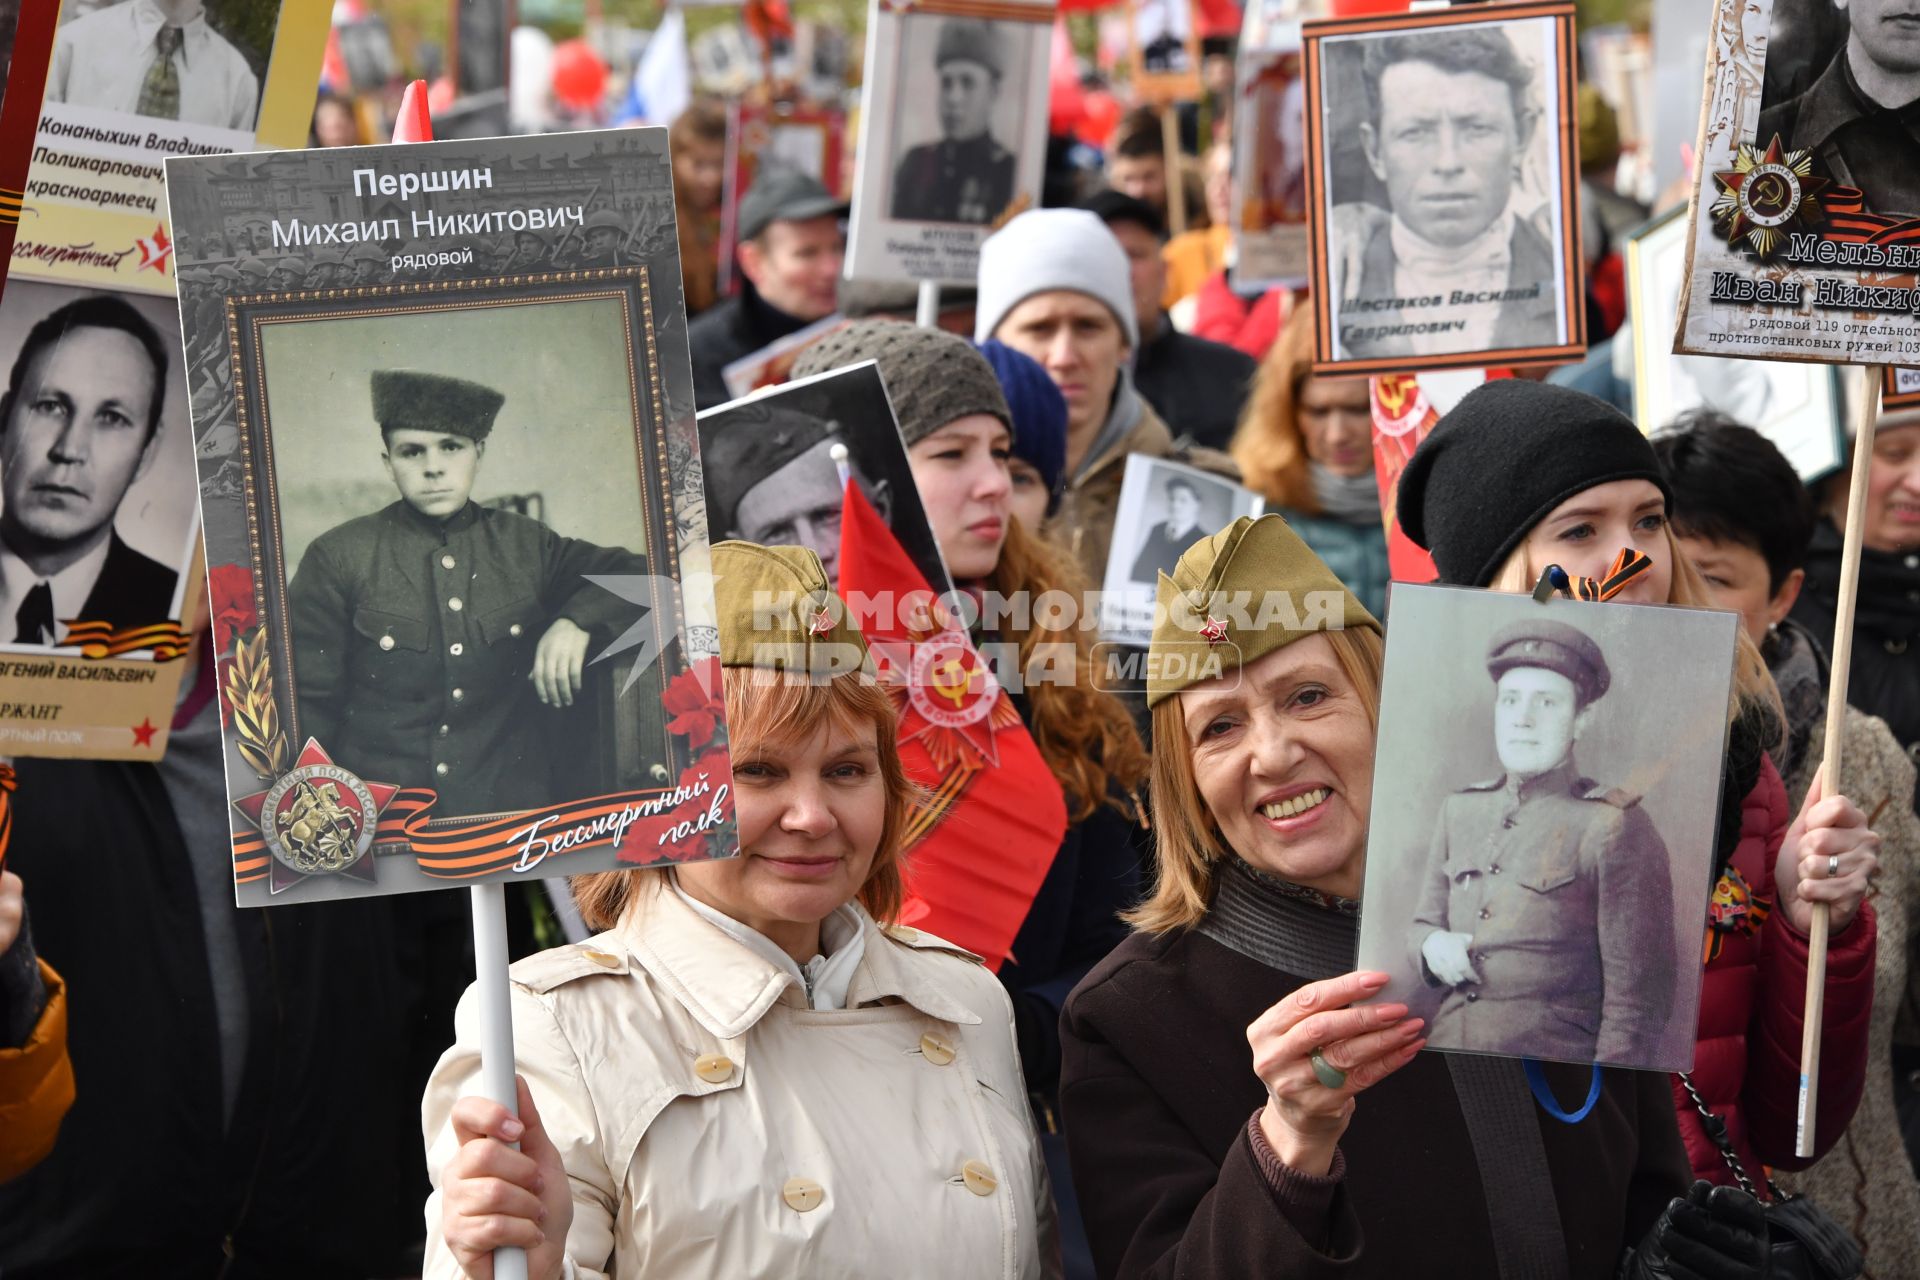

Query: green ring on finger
[1309,1046,1347,1089]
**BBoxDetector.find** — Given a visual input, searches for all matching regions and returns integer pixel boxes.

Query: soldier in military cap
[505,228,550,273]
[891,18,1018,225]
[268,255,308,292]
[347,243,388,286]
[286,368,646,815]
[1410,616,1677,1067]
[699,401,890,584]
[235,256,273,290]
[304,248,347,290]
[570,210,633,269]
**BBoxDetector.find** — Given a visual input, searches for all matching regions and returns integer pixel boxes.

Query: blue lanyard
[1524,1059,1602,1123]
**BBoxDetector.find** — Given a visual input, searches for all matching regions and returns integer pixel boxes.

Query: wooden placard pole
[390,79,529,1280]
[1161,104,1188,237]
[1794,364,1884,1159]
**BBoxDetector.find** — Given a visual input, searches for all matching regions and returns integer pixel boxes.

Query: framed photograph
[717,102,846,298]
[1230,2,1309,293]
[0,278,202,759]
[1101,455,1263,647]
[1301,2,1585,376]
[1357,586,1733,1072]
[1675,0,1920,366]
[1128,0,1202,105]
[167,131,731,907]
[697,362,952,597]
[15,0,328,296]
[846,0,1055,285]
[1628,206,1843,481]
[1887,367,1920,414]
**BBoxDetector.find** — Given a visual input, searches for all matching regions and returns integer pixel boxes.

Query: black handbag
[1676,1072,1865,1280]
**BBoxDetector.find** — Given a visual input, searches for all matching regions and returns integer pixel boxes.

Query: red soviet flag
[837,481,1066,971]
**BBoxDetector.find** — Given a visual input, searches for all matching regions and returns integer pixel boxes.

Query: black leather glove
[1619,1180,1771,1280]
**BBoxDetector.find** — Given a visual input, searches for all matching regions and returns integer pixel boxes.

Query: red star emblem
[233,739,401,894]
[807,606,835,636]
[1199,616,1230,645]
[131,717,157,747]
[135,225,173,274]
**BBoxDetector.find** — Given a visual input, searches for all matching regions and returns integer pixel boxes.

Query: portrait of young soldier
[285,369,645,815]
[0,294,178,648]
[1409,618,1678,1067]
[1329,25,1562,361]
[1758,0,1920,218]
[1129,475,1211,583]
[890,18,1019,225]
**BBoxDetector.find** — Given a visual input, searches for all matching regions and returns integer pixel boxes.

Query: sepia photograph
[698,363,950,594]
[1756,0,1920,221]
[1232,23,1310,292]
[1101,455,1262,647]
[0,279,197,652]
[1357,586,1734,1072]
[887,14,1031,226]
[1305,3,1583,375]
[45,0,281,133]
[1626,207,1843,481]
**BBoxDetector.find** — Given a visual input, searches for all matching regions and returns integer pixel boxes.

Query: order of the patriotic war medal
[1711,135,1829,259]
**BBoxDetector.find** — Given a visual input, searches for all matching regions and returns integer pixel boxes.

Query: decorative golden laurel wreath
[225,627,291,781]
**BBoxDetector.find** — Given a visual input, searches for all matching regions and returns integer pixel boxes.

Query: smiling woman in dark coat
[1057,514,1769,1279]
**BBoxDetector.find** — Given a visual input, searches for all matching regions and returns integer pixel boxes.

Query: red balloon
[1077,90,1121,149]
[550,38,608,112]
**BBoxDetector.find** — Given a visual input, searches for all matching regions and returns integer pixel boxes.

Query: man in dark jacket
[1083,190,1255,451]
[687,169,846,409]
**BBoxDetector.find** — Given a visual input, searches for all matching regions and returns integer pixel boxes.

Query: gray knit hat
[973,208,1139,349]
[789,319,1013,446]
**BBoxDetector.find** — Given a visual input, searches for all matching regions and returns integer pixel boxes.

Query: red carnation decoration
[617,748,732,865]
[662,656,724,750]
[207,563,257,655]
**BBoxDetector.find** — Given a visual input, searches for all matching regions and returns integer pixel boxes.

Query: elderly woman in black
[1059,515,1772,1278]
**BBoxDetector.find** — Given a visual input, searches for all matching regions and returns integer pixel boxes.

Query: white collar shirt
[47,0,260,132]
[0,538,113,646]
[1390,209,1515,356]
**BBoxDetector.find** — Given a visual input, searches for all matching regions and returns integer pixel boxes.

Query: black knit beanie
[1396,380,1673,586]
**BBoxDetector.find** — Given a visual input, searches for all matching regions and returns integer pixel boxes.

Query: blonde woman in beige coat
[422,542,1058,1280]
[1659,416,1920,1274]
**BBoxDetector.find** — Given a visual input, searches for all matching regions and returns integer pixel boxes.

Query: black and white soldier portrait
[0,284,196,650]
[889,17,1021,225]
[1314,12,1574,366]
[1101,455,1261,648]
[697,364,949,594]
[1357,588,1735,1072]
[45,0,276,132]
[1756,0,1920,219]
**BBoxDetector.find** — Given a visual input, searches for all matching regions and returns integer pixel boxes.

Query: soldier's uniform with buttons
[286,370,644,815]
[1408,620,1679,1066]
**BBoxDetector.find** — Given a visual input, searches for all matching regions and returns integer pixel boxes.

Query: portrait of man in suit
[0,294,178,648]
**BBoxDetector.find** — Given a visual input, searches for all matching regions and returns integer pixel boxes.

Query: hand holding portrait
[1775,766,1880,934]
[0,870,22,956]
[1248,970,1425,1176]
[441,1076,572,1280]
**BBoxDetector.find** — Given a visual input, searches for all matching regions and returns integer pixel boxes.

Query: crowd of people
[2,28,1919,1280]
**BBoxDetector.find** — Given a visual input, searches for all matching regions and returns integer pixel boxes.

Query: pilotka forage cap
[711,540,871,678]
[1486,618,1610,707]
[371,369,506,441]
[1146,515,1378,708]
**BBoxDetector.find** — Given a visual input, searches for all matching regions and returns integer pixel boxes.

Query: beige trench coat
[422,885,1059,1279]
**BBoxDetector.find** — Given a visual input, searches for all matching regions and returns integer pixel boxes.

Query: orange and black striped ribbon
[1536,548,1654,603]
[0,186,21,229]
[61,619,193,661]
[0,763,15,874]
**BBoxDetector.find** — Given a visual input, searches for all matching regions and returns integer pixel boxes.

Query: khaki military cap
[711,540,871,679]
[1146,514,1378,708]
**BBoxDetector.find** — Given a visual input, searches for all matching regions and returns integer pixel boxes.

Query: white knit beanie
[973,208,1139,349]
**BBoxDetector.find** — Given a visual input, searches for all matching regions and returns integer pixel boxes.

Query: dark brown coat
[1059,926,1690,1278]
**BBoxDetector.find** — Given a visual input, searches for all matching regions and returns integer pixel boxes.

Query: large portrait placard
[1301,1,1584,376]
[167,132,732,907]
[845,0,1055,285]
[1675,0,1920,366]
[1357,586,1731,1072]
[1230,0,1308,294]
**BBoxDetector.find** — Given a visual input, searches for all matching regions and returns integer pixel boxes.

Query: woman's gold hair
[1126,625,1386,934]
[570,666,914,931]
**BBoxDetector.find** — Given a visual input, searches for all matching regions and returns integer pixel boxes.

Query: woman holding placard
[422,541,1057,1280]
[1395,379,1880,1192]
[1058,513,1725,1278]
